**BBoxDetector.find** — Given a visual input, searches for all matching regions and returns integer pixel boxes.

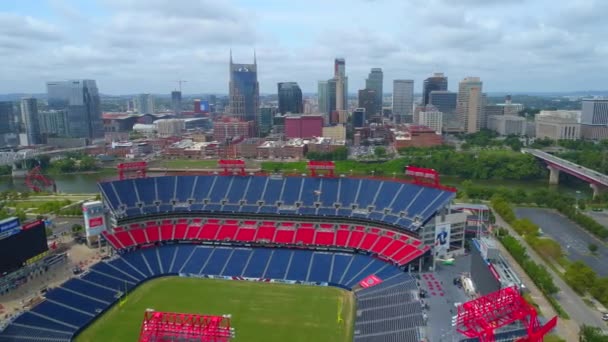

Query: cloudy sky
[1,0,606,95]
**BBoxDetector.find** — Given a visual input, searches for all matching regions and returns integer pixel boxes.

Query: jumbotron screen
[0,220,48,274]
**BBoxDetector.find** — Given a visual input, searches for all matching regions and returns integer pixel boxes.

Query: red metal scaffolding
[117,161,148,180]
[25,166,56,192]
[138,310,234,342]
[218,159,246,175]
[307,161,335,177]
[456,286,557,342]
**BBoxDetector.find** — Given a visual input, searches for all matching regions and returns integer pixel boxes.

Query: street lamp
[575,190,581,211]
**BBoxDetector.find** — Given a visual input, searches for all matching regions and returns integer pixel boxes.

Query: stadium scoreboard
[0,219,49,274]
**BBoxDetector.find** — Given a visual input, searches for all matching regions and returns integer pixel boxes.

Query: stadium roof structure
[139,310,234,342]
[456,286,557,342]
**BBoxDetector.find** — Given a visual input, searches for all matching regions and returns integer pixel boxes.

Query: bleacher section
[354,273,424,342]
[102,219,429,266]
[99,175,455,231]
[0,245,412,342]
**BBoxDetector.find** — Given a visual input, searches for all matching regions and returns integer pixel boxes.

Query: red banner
[89,217,104,228]
[359,275,383,289]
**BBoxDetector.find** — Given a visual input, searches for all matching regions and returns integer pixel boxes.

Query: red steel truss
[25,166,56,192]
[456,286,557,342]
[307,161,335,177]
[117,161,148,180]
[139,310,234,342]
[218,159,246,175]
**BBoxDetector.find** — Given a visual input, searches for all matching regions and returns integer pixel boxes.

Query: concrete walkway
[493,209,606,341]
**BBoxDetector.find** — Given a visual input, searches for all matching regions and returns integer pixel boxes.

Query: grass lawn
[76,277,354,342]
[160,159,221,169]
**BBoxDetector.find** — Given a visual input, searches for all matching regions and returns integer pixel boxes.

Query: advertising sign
[0,217,21,240]
[83,201,106,237]
[89,217,104,228]
[434,223,451,258]
[359,275,383,289]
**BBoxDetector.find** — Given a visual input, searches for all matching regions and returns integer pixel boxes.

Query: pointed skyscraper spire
[230,48,233,64]
[253,49,257,65]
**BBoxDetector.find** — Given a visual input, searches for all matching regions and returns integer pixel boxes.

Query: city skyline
[1,0,607,94]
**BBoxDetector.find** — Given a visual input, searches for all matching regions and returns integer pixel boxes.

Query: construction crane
[174,80,187,92]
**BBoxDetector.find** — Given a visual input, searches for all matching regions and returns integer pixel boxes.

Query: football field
[75,277,354,342]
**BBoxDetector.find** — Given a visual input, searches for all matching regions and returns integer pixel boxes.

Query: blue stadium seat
[226,176,249,203]
[61,278,118,303]
[156,177,175,203]
[32,301,91,327]
[308,252,332,283]
[121,252,152,278]
[170,245,197,273]
[338,178,358,205]
[175,176,196,202]
[45,288,106,314]
[209,176,229,202]
[134,177,157,205]
[201,248,232,275]
[10,311,75,333]
[299,178,320,205]
[83,271,131,293]
[221,248,252,276]
[263,178,284,204]
[99,182,121,210]
[91,262,134,282]
[157,245,179,273]
[0,323,73,341]
[139,248,162,275]
[242,248,272,278]
[264,249,292,279]
[373,182,400,209]
[180,247,214,274]
[107,258,144,281]
[285,250,313,280]
[281,177,302,205]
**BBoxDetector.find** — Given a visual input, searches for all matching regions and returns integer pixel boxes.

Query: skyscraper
[581,99,608,140]
[20,98,42,145]
[229,52,259,123]
[352,108,366,128]
[278,82,303,114]
[358,89,377,119]
[334,58,347,111]
[457,77,484,133]
[423,73,448,105]
[365,68,383,114]
[136,94,154,114]
[0,101,14,134]
[429,91,457,114]
[392,80,414,124]
[171,91,182,116]
[46,80,102,140]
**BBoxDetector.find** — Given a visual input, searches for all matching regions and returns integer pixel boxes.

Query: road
[515,207,608,277]
[492,208,607,339]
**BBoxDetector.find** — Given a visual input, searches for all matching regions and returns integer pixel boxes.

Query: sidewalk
[491,209,580,342]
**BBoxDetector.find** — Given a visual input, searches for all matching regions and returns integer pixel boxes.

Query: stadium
[0,161,557,342]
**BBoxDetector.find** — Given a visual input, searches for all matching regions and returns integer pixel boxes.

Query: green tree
[374,146,387,158]
[579,325,608,341]
[588,243,598,254]
[565,261,597,294]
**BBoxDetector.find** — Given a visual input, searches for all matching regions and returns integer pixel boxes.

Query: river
[0,172,592,197]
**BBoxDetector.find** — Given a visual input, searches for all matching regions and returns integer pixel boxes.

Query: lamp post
[575,190,581,211]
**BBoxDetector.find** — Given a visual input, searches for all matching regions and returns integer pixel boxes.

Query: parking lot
[514,207,608,277]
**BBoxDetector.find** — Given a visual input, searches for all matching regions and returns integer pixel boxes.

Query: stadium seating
[99,175,455,231]
[0,243,415,342]
[102,219,429,267]
[354,273,425,342]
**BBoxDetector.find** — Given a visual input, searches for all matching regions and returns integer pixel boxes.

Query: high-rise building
[334,58,347,111]
[417,107,443,134]
[581,99,608,140]
[46,80,103,139]
[358,89,377,120]
[285,114,323,139]
[229,53,259,123]
[457,77,484,133]
[20,98,42,145]
[366,68,383,114]
[278,82,303,114]
[39,110,69,136]
[0,101,14,134]
[136,94,154,114]
[392,80,414,124]
[352,108,366,128]
[171,91,182,115]
[423,73,448,105]
[429,91,457,114]
[259,106,277,136]
[213,118,255,142]
[318,79,337,122]
[488,115,526,136]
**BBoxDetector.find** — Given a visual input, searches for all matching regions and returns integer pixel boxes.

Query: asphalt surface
[494,208,606,333]
[421,255,471,342]
[515,207,608,277]
[586,210,608,232]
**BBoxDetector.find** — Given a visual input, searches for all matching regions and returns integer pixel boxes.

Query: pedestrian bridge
[522,148,608,197]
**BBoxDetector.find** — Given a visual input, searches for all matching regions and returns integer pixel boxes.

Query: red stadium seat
[274,229,295,244]
[359,233,379,250]
[255,226,276,242]
[216,224,238,240]
[185,225,201,240]
[173,224,187,240]
[147,225,161,243]
[346,229,365,248]
[294,228,314,244]
[314,230,335,246]
[102,231,122,249]
[160,224,174,240]
[370,235,392,254]
[198,224,220,240]
[392,245,418,265]
[130,228,147,245]
[382,239,405,259]
[335,228,350,247]
[115,230,136,248]
[235,227,256,242]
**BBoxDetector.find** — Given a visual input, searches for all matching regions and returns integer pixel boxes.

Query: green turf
[75,277,354,342]
[160,159,220,169]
